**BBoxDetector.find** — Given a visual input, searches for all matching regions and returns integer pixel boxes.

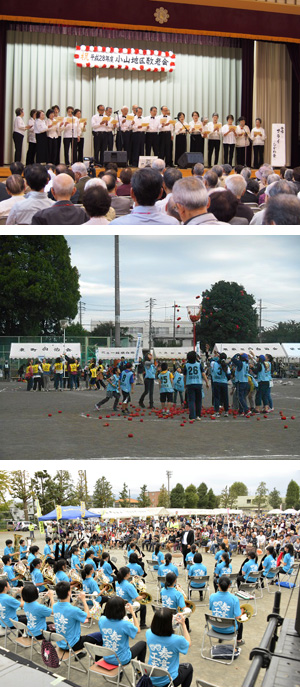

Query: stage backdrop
[4,29,242,165]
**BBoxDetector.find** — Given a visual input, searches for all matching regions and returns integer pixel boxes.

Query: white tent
[283,508,298,514]
[96,348,137,361]
[91,507,168,520]
[10,342,81,359]
[153,347,191,359]
[215,343,286,358]
[267,509,282,515]
[281,343,300,360]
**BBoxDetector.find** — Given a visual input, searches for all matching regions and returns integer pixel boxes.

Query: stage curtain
[253,41,292,166]
[4,29,242,164]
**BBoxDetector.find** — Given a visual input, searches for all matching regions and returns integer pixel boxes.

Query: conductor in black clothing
[32,173,87,224]
[181,523,194,568]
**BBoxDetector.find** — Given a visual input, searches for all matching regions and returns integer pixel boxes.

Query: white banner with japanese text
[74,45,176,72]
[271,123,286,167]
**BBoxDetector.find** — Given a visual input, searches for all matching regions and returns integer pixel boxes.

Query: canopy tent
[153,348,191,360]
[38,506,100,521]
[283,508,298,514]
[268,509,283,514]
[214,343,286,358]
[10,343,81,359]
[89,507,243,520]
[96,348,137,361]
[281,343,300,360]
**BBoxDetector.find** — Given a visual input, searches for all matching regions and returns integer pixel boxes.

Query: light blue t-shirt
[152,551,164,570]
[3,564,18,587]
[283,553,294,573]
[189,563,207,588]
[107,374,119,392]
[262,555,277,578]
[173,371,184,392]
[211,361,229,384]
[158,371,173,394]
[146,630,189,686]
[120,370,134,393]
[85,557,97,571]
[71,554,81,570]
[116,580,138,602]
[128,562,144,577]
[4,546,14,556]
[31,567,46,591]
[27,553,36,566]
[82,576,102,603]
[44,544,52,556]
[23,600,50,636]
[144,363,156,380]
[157,563,179,579]
[55,570,70,584]
[242,560,258,582]
[53,601,87,648]
[215,550,225,562]
[98,616,138,665]
[20,545,28,559]
[102,561,113,582]
[215,561,232,577]
[209,590,241,634]
[160,586,185,610]
[0,593,20,627]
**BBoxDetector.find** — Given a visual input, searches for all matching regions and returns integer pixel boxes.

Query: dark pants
[36,132,48,163]
[47,137,57,164]
[33,377,42,391]
[116,130,130,160]
[190,135,203,153]
[173,663,193,687]
[236,382,249,414]
[129,641,147,663]
[13,132,24,162]
[182,544,189,568]
[213,382,229,412]
[236,146,250,166]
[255,381,270,407]
[106,132,114,153]
[131,134,145,167]
[97,392,120,411]
[174,390,184,405]
[175,134,187,166]
[27,377,33,391]
[64,138,77,165]
[159,131,172,165]
[77,138,84,162]
[145,133,159,156]
[26,142,36,166]
[186,384,202,420]
[139,378,154,407]
[72,632,103,652]
[253,145,264,168]
[93,132,107,165]
[223,143,235,166]
[208,140,220,167]
[56,136,62,165]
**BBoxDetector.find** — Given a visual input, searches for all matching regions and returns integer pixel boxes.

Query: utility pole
[258,299,266,342]
[146,298,156,350]
[79,301,86,327]
[173,301,176,341]
[115,236,121,346]
[166,470,172,505]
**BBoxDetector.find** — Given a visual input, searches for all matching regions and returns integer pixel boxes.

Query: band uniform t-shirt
[98,616,138,665]
[146,629,189,686]
[53,600,87,648]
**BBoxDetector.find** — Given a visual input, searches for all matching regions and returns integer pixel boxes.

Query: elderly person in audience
[208,189,246,225]
[116,168,132,196]
[155,167,182,213]
[110,167,179,225]
[0,175,25,218]
[250,180,298,225]
[172,177,228,225]
[82,185,112,225]
[192,162,205,178]
[84,177,116,222]
[31,173,88,224]
[6,164,54,225]
[225,174,253,223]
[102,173,131,218]
[263,195,300,225]
[71,162,90,203]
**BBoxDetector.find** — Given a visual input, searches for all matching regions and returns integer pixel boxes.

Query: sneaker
[237,640,245,646]
[94,404,100,410]
[140,624,148,629]
[196,417,201,421]
[75,651,87,660]
[245,412,252,418]
[139,401,145,408]
[224,412,228,417]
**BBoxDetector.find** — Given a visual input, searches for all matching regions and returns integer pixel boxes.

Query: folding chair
[201,613,238,665]
[196,680,222,687]
[42,629,88,680]
[227,573,238,591]
[111,557,117,564]
[263,568,281,593]
[146,559,158,581]
[278,563,300,589]
[131,659,174,687]
[0,618,16,649]
[156,575,166,602]
[84,642,132,687]
[187,575,210,605]
[9,618,41,660]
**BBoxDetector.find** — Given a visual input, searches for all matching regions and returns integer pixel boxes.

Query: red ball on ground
[104,423,109,427]
[281,416,287,420]
[58,411,62,413]
[128,433,133,438]
[291,416,295,420]
[48,414,52,417]
[284,425,288,429]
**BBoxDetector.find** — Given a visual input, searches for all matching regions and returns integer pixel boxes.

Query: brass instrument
[14,561,28,579]
[132,576,153,604]
[239,603,254,623]
[172,608,192,628]
[94,568,114,595]
[69,569,83,588]
[89,592,103,621]
[40,562,56,588]
[175,584,196,614]
[12,533,22,561]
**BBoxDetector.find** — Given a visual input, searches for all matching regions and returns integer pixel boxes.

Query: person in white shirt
[250,118,266,168]
[131,107,146,167]
[158,105,173,166]
[91,104,107,165]
[105,106,116,153]
[235,116,251,166]
[0,174,25,218]
[189,111,203,155]
[116,106,132,160]
[221,114,237,167]
[52,105,62,164]
[34,110,51,163]
[46,108,59,164]
[13,107,31,162]
[74,109,86,162]
[26,109,37,166]
[62,106,79,165]
[144,106,160,157]
[174,112,188,166]
[207,113,222,167]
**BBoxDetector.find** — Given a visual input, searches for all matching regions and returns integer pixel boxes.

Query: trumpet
[132,576,152,604]
[175,584,196,614]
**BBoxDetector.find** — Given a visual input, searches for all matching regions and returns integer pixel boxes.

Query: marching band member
[116,566,147,628]
[235,116,251,166]
[158,106,173,166]
[54,559,71,583]
[221,114,236,166]
[209,576,244,646]
[22,584,54,638]
[98,597,147,664]
[128,552,144,578]
[4,539,14,556]
[0,579,27,629]
[44,537,54,560]
[188,552,207,600]
[157,553,179,581]
[174,113,188,167]
[146,608,193,687]
[71,546,82,571]
[160,572,190,631]
[144,106,160,157]
[237,551,258,588]
[189,111,203,154]
[27,545,40,567]
[84,549,98,571]
[207,113,222,167]
[81,564,109,605]
[2,555,21,587]
[152,544,164,570]
[250,118,266,168]
[213,552,232,591]
[30,558,47,591]
[19,539,28,560]
[53,581,103,656]
[99,552,114,582]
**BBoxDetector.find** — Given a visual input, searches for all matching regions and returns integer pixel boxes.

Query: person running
[95,367,120,412]
[139,353,156,409]
[120,362,134,414]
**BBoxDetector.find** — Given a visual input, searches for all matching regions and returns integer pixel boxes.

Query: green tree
[268,488,282,510]
[137,485,151,508]
[207,488,218,509]
[93,477,115,508]
[0,237,80,335]
[11,470,32,520]
[197,483,208,508]
[65,322,90,337]
[91,321,132,341]
[253,482,269,513]
[229,482,248,499]
[262,320,300,343]
[185,484,198,508]
[0,471,12,503]
[170,483,185,508]
[30,470,53,512]
[46,470,77,505]
[219,485,236,508]
[196,280,258,348]
[75,470,90,507]
[119,483,130,507]
[158,484,169,507]
[285,480,300,509]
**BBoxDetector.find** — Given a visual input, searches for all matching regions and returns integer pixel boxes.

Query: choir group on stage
[13,104,266,169]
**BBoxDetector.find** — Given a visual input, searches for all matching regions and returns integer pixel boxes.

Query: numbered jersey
[185,362,203,385]
[158,371,173,393]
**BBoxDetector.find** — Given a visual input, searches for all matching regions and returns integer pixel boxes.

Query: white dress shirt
[175,121,188,135]
[158,115,173,133]
[189,119,202,135]
[221,124,236,145]
[27,118,36,143]
[91,114,110,133]
[235,125,251,147]
[34,119,48,135]
[47,120,59,139]
[132,115,146,133]
[207,121,222,140]
[143,115,160,132]
[13,116,26,134]
[63,117,79,139]
[117,114,133,132]
[250,127,266,146]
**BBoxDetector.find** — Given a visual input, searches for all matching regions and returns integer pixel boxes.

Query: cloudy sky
[66,235,300,330]
[3,459,299,498]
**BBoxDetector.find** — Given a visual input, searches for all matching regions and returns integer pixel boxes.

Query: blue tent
[38,505,100,521]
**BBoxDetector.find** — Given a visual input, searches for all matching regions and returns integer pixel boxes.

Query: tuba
[94,568,114,595]
[12,534,23,561]
[14,561,28,580]
[69,569,83,589]
[239,603,254,622]
[175,584,196,614]
[132,576,152,604]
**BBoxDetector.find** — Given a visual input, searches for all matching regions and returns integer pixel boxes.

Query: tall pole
[166,470,172,504]
[173,301,176,342]
[149,297,153,350]
[115,236,121,346]
[259,299,262,343]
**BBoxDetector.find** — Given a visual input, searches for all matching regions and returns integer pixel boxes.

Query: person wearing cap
[206,113,222,167]
[231,353,251,417]
[251,355,271,413]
